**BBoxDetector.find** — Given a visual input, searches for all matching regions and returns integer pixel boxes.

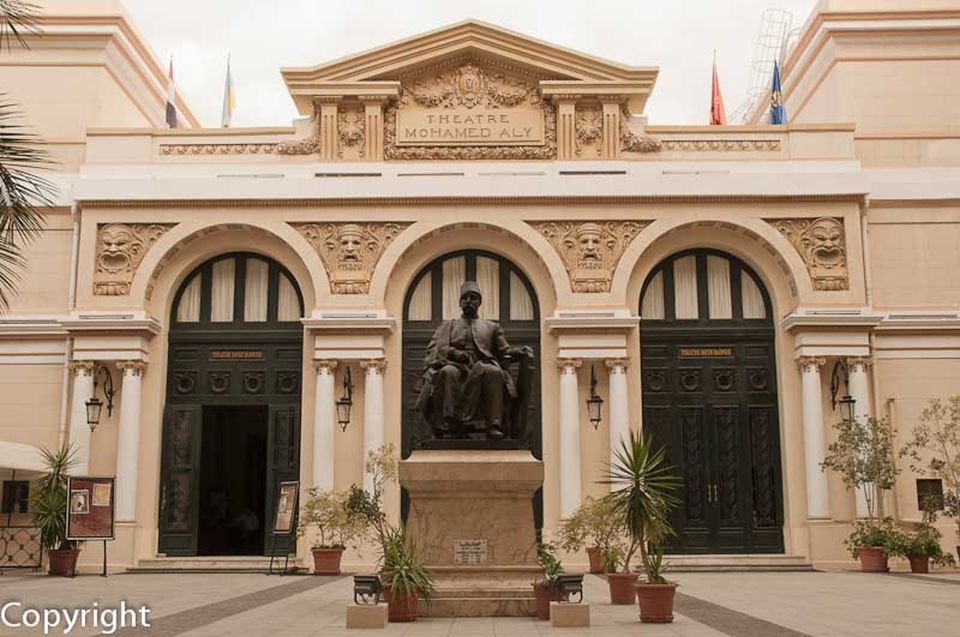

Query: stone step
[421,597,536,618]
[432,588,534,599]
[660,554,815,572]
[128,556,304,573]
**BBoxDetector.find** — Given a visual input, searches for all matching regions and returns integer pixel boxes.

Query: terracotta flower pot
[310,547,344,575]
[586,547,603,574]
[635,582,678,624]
[47,548,79,577]
[858,547,889,573]
[908,555,930,574]
[607,572,638,605]
[386,589,418,622]
[533,582,552,620]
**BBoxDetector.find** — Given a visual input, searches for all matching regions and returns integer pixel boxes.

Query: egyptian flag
[770,60,787,125]
[165,57,178,129]
[710,58,727,125]
[221,54,236,128]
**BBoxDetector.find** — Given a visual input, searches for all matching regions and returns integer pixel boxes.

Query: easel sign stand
[65,476,116,577]
[268,481,299,576]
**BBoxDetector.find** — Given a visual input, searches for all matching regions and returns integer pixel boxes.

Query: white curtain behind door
[210,258,235,322]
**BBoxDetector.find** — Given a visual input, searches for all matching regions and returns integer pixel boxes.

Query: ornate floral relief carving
[383,61,557,160]
[94,223,175,296]
[661,139,781,152]
[575,106,602,156]
[337,106,366,158]
[276,109,321,156]
[767,217,848,291]
[529,220,649,293]
[619,103,662,153]
[291,222,411,294]
[159,143,278,156]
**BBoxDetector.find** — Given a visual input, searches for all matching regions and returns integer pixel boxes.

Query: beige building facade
[1,0,959,571]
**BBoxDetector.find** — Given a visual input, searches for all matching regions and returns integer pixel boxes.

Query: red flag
[165,57,178,129]
[710,60,727,125]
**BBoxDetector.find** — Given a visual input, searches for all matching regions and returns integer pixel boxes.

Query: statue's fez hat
[459,281,482,300]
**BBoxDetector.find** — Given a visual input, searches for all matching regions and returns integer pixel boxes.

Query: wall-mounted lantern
[586,364,604,429]
[829,359,856,422]
[85,365,116,431]
[336,366,353,432]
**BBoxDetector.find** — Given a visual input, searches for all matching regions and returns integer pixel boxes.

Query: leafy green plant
[900,397,960,541]
[536,541,563,590]
[600,430,681,581]
[645,548,670,585]
[821,415,899,526]
[345,444,398,556]
[600,545,624,574]
[380,524,434,602]
[904,505,956,566]
[843,518,907,559]
[31,445,77,551]
[555,496,627,561]
[297,488,364,549]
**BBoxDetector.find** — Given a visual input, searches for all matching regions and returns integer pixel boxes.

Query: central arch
[640,248,784,554]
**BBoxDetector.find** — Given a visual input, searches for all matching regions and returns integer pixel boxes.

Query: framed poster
[66,476,115,541]
[272,481,299,536]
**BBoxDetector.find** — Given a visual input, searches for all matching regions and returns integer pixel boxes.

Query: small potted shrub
[844,518,906,572]
[900,397,960,562]
[32,445,80,576]
[297,488,362,575]
[380,524,434,622]
[822,415,900,572]
[601,431,681,621]
[904,505,956,574]
[556,496,625,574]
[532,542,564,620]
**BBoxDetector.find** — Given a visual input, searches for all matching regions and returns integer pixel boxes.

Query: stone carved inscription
[530,220,649,293]
[453,539,487,565]
[767,217,848,291]
[291,222,410,294]
[385,61,556,159]
[94,223,175,295]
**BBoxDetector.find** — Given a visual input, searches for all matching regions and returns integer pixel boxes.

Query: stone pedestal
[550,603,590,627]
[346,604,387,629]
[399,449,544,617]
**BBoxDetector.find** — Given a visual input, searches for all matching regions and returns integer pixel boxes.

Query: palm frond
[0,0,41,51]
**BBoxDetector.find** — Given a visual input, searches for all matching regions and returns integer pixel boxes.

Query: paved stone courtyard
[0,570,957,636]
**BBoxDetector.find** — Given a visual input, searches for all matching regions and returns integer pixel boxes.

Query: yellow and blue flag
[221,54,236,128]
[770,60,787,125]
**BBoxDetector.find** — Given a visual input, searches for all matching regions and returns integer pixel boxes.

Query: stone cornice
[302,313,396,334]
[545,311,639,333]
[61,312,162,336]
[781,310,884,332]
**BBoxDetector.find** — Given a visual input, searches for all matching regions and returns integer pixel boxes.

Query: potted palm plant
[297,488,363,575]
[903,504,956,574]
[556,496,625,574]
[32,445,79,576]
[601,430,681,622]
[380,524,434,622]
[532,542,564,620]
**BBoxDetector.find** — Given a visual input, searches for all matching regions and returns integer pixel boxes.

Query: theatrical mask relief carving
[291,222,410,294]
[530,220,649,293]
[94,223,175,295]
[767,217,848,291]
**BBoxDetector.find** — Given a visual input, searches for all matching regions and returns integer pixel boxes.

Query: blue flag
[770,60,787,125]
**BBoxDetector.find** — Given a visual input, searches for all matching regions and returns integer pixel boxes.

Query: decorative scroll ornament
[384,61,557,160]
[767,217,849,291]
[276,109,320,155]
[529,220,649,293]
[291,222,411,294]
[660,139,781,152]
[94,223,175,295]
[159,143,278,156]
[620,104,661,153]
[575,106,602,156]
[338,107,365,158]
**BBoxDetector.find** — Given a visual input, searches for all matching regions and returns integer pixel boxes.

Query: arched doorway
[158,253,304,557]
[401,250,543,524]
[640,249,783,553]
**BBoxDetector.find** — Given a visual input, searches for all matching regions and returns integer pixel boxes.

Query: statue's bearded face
[809,220,843,266]
[576,229,602,266]
[338,232,363,264]
[99,226,135,271]
[460,291,481,318]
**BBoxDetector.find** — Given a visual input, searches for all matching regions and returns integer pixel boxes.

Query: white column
[68,361,96,475]
[798,357,830,519]
[361,359,386,494]
[115,361,146,521]
[848,356,873,518]
[605,358,630,492]
[313,360,338,491]
[558,358,582,518]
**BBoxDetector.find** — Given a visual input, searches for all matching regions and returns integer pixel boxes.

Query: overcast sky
[120,0,818,128]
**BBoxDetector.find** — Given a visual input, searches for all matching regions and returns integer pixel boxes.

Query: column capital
[604,358,630,373]
[116,360,147,377]
[313,359,338,374]
[846,356,873,371]
[360,358,387,374]
[68,360,96,376]
[556,358,582,373]
[797,356,826,372]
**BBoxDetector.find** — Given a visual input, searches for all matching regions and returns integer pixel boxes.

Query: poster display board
[272,481,299,536]
[66,476,116,541]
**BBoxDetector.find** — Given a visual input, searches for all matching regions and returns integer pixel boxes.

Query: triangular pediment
[282,20,658,114]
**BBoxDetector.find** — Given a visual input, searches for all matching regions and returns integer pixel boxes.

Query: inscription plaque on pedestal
[453,539,488,564]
